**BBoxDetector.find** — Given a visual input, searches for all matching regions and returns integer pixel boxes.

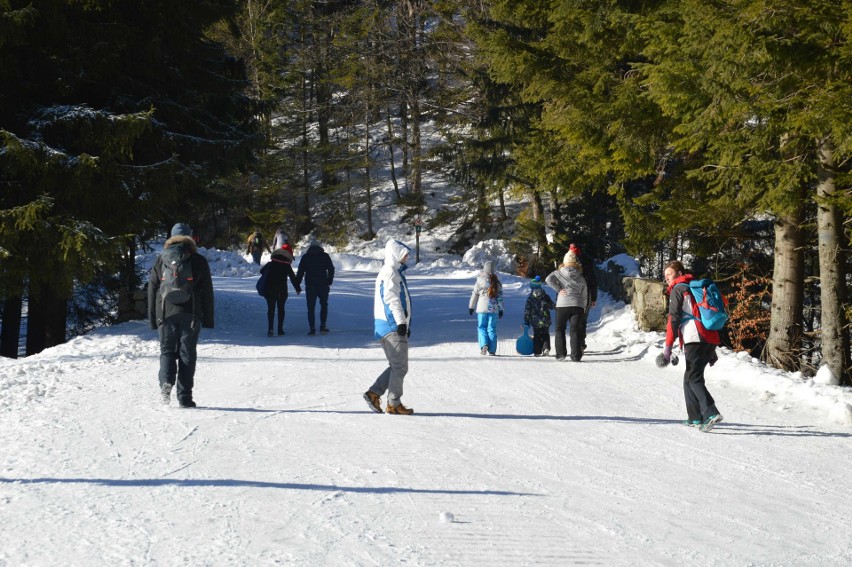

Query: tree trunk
[386,109,401,199]
[400,99,409,193]
[26,279,67,356]
[410,94,422,195]
[1,295,23,359]
[764,207,805,371]
[300,69,312,234]
[365,101,374,238]
[815,139,850,384]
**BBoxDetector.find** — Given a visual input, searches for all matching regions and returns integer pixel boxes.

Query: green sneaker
[682,419,702,428]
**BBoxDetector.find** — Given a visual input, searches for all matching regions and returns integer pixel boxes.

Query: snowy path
[1,269,851,566]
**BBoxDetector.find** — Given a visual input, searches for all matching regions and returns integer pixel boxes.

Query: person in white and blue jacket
[363,240,414,415]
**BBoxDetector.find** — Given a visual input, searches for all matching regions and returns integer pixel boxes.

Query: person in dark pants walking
[662,260,723,431]
[148,223,215,408]
[259,247,301,336]
[295,240,335,335]
[546,250,589,361]
[569,243,597,351]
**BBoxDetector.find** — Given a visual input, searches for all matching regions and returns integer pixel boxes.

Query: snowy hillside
[1,244,851,566]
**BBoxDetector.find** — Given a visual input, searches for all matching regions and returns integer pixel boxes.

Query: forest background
[0,0,850,384]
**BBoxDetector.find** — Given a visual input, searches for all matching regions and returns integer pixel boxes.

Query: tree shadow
[0,477,536,496]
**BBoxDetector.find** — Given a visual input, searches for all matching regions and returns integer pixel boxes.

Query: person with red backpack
[148,223,215,408]
[662,260,723,432]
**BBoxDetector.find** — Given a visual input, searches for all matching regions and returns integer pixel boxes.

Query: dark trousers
[158,312,202,402]
[266,293,287,332]
[305,284,330,331]
[579,310,589,348]
[555,307,585,360]
[532,328,551,355]
[683,343,719,421]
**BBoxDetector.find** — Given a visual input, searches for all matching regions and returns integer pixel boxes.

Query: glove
[397,324,407,337]
[709,351,718,367]
[656,345,672,368]
[498,310,503,319]
[670,353,679,366]
[469,308,474,316]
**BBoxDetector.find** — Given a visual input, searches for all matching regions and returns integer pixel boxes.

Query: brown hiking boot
[386,403,413,415]
[363,391,383,414]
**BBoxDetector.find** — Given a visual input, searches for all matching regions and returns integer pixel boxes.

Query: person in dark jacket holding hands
[148,223,215,408]
[260,247,301,336]
[295,240,335,335]
[662,260,723,432]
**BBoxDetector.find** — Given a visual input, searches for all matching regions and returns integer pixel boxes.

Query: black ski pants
[158,312,202,403]
[683,342,720,421]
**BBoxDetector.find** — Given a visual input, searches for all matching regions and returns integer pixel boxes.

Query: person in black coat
[260,247,301,336]
[295,240,335,335]
[148,223,214,408]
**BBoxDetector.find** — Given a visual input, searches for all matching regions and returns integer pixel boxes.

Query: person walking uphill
[295,240,335,335]
[148,223,215,408]
[569,243,597,350]
[524,276,555,357]
[363,240,414,415]
[259,247,301,336]
[246,229,271,264]
[662,260,723,432]
[546,250,588,361]
[468,261,504,356]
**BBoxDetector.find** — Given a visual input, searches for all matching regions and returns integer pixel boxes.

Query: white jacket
[373,240,412,338]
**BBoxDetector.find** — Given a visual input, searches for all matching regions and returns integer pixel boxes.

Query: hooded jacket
[666,274,720,347]
[524,288,555,328]
[148,235,214,329]
[545,265,589,309]
[374,240,412,339]
[296,243,335,289]
[469,271,504,314]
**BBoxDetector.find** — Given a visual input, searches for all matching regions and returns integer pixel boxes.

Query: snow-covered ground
[1,244,851,566]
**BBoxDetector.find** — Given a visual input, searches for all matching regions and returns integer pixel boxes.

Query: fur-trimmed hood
[164,234,197,253]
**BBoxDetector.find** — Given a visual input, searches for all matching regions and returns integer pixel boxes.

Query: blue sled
[516,325,534,356]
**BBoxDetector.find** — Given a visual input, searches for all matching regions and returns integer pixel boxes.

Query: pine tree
[1,0,261,355]
[638,0,851,379]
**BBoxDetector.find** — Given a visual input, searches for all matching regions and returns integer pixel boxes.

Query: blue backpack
[686,279,728,330]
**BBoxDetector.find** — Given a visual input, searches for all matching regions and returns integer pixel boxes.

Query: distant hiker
[545,250,589,361]
[524,276,555,357]
[259,247,301,336]
[468,261,504,356]
[246,229,271,264]
[148,223,215,408]
[272,227,289,251]
[363,240,414,415]
[295,239,335,335]
[569,242,598,351]
[662,260,723,432]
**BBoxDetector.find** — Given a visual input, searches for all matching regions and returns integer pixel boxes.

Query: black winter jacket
[148,236,215,329]
[295,244,335,290]
[260,249,300,298]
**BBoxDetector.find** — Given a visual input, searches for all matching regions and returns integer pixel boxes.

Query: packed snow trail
[1,268,851,566]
